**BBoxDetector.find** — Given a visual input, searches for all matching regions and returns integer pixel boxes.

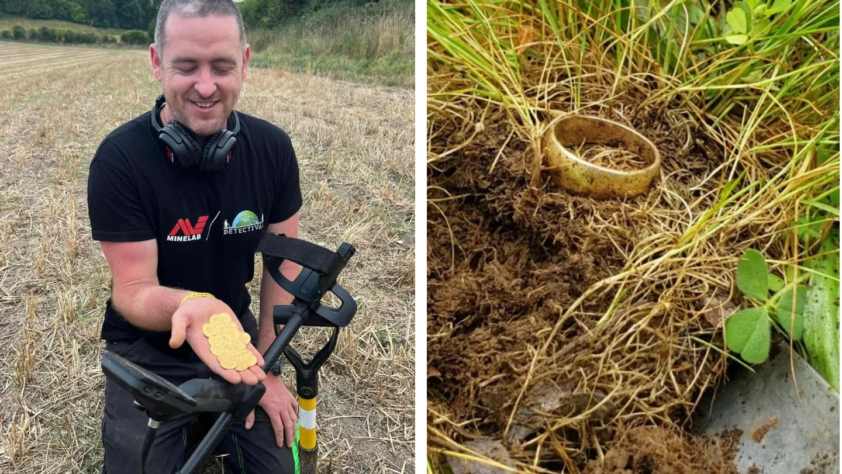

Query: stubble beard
[163,86,241,137]
[169,99,227,137]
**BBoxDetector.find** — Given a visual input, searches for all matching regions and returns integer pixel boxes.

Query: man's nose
[195,67,217,98]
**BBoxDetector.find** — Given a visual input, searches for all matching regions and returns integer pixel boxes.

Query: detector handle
[257,234,355,303]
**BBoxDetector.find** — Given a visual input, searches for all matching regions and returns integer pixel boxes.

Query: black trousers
[101,335,296,474]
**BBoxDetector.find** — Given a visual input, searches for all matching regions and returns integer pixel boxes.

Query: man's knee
[216,413,298,473]
[102,377,193,473]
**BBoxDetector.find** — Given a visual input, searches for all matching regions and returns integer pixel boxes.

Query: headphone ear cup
[201,129,226,172]
[203,129,237,172]
[158,127,192,168]
[168,121,203,168]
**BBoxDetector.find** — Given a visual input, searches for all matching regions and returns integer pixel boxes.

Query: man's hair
[154,0,247,59]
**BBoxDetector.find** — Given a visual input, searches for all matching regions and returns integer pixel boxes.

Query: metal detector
[100,233,357,474]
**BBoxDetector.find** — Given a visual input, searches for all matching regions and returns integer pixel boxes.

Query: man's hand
[245,374,298,447]
[169,296,267,386]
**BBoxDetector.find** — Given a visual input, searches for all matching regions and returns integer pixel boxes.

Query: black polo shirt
[87,107,302,346]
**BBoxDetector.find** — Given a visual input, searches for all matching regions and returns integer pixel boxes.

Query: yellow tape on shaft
[300,426,316,450]
[299,397,316,411]
[298,396,317,449]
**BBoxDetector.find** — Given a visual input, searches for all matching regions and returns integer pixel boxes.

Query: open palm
[169,296,267,385]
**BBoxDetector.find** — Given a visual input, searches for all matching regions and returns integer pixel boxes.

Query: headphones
[150,94,241,172]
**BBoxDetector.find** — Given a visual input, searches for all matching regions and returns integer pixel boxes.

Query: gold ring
[543,115,661,199]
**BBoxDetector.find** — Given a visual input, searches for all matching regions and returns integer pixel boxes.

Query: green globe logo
[232,211,260,228]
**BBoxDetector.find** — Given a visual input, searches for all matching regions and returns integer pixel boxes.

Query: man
[87,0,301,471]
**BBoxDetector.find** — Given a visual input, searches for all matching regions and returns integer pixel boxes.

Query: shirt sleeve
[87,143,156,242]
[267,130,303,224]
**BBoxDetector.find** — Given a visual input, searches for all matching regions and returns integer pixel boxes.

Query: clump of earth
[428,100,730,470]
[582,427,741,474]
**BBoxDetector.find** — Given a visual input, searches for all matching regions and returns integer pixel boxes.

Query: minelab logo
[167,215,208,242]
[223,211,264,235]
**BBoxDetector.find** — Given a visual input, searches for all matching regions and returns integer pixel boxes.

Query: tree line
[0,0,395,34]
[0,0,158,30]
[0,24,149,43]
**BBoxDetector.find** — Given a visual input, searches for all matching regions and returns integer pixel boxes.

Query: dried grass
[0,42,414,473]
[426,0,838,471]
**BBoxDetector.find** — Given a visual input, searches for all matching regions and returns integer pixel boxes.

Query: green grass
[428,0,839,352]
[427,0,839,470]
[250,50,413,88]
[247,1,414,87]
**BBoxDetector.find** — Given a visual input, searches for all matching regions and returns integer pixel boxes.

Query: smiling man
[87,0,302,472]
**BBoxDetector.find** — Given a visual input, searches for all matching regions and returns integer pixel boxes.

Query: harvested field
[0,42,414,473]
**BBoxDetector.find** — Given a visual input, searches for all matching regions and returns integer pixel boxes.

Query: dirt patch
[750,416,779,443]
[428,94,729,469]
[581,426,740,474]
[800,452,835,474]
[445,438,515,474]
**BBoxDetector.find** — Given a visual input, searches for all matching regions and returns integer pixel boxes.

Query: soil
[800,452,835,474]
[428,100,729,470]
[581,426,741,474]
[575,142,653,171]
[427,141,624,422]
[750,416,779,443]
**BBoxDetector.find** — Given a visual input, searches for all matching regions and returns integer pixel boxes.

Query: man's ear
[151,44,162,81]
[242,44,250,80]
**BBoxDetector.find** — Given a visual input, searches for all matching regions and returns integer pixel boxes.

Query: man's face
[151,13,250,137]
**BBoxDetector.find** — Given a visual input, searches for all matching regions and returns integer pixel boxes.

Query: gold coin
[213,338,230,350]
[224,345,241,356]
[202,323,218,337]
[218,353,237,370]
[236,350,256,371]
[239,332,251,346]
[210,313,230,325]
[235,358,252,371]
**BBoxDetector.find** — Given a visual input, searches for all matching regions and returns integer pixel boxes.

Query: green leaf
[725,307,771,364]
[737,249,769,301]
[745,0,761,8]
[766,0,792,15]
[795,215,824,241]
[688,4,705,24]
[752,18,772,36]
[775,285,806,340]
[816,147,834,164]
[801,199,840,217]
[768,273,785,292]
[803,232,840,390]
[742,69,765,83]
[726,8,748,33]
[753,4,767,18]
[736,1,754,21]
[725,34,750,45]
